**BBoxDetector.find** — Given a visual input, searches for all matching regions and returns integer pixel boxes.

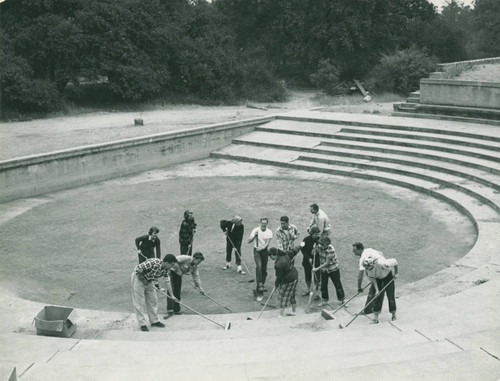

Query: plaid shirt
[134,258,170,282]
[313,243,339,273]
[275,224,300,251]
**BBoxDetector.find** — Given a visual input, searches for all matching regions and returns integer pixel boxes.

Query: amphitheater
[1,63,500,380]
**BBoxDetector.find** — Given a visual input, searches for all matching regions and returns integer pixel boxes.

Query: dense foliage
[1,0,497,118]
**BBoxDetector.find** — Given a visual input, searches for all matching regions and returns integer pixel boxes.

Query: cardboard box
[34,306,77,338]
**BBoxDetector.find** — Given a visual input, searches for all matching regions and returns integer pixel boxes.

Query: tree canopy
[1,0,497,117]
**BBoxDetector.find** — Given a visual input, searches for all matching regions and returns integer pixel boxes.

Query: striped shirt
[314,243,339,273]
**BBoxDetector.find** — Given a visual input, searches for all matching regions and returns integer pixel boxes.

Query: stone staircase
[2,111,500,380]
[393,91,420,113]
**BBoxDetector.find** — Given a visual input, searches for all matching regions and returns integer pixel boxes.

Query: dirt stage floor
[0,91,476,315]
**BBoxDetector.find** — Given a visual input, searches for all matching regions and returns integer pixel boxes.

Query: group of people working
[130,204,398,331]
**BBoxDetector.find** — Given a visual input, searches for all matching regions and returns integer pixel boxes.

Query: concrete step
[277,111,500,138]
[258,119,500,146]
[214,135,500,212]
[396,103,418,112]
[406,96,420,103]
[253,348,500,381]
[338,126,500,152]
[416,103,500,120]
[18,333,460,381]
[296,149,500,190]
[294,154,500,212]
[232,129,500,175]
[392,111,500,127]
[331,132,500,163]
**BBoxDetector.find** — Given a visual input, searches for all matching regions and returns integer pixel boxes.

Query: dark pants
[254,248,268,290]
[166,271,182,313]
[372,272,396,314]
[226,239,242,265]
[303,261,320,287]
[320,269,345,302]
[180,242,192,256]
[363,284,377,314]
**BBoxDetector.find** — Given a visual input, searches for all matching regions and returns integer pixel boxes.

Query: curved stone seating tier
[1,111,499,380]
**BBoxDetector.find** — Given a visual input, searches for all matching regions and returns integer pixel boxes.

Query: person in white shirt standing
[307,203,331,238]
[248,218,273,299]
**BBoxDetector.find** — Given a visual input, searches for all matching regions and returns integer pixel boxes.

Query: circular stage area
[0,159,476,314]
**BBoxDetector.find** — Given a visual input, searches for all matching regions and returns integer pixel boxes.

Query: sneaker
[222,264,230,270]
[163,314,172,320]
[237,269,246,275]
[391,314,397,321]
[286,312,296,316]
[151,321,165,328]
[140,325,149,331]
[174,311,182,315]
[371,319,379,325]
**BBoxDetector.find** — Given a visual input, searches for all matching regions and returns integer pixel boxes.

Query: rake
[183,278,233,313]
[156,288,231,330]
[339,278,395,329]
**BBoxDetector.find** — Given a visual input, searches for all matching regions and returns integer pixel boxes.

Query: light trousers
[131,272,160,326]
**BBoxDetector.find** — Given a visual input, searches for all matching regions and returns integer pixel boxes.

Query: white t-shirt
[250,227,273,248]
[359,248,384,270]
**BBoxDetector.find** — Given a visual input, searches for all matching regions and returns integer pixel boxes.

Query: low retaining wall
[420,78,500,109]
[437,57,500,73]
[0,116,273,203]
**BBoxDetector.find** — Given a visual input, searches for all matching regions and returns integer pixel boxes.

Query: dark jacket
[300,235,320,267]
[135,235,161,259]
[274,247,300,286]
[220,220,244,245]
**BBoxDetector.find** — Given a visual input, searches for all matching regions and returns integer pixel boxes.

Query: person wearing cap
[220,215,245,274]
[248,218,273,299]
[179,210,196,256]
[307,203,331,238]
[269,244,303,318]
[313,236,345,306]
[275,215,300,252]
[131,254,178,332]
[352,242,385,314]
[300,226,322,298]
[362,253,398,324]
[165,252,205,317]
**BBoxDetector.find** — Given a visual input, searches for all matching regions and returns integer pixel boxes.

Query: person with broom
[179,210,196,256]
[165,252,205,318]
[268,243,304,318]
[220,215,245,274]
[300,226,321,299]
[362,254,399,324]
[131,254,178,332]
[313,236,345,307]
[248,218,273,300]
